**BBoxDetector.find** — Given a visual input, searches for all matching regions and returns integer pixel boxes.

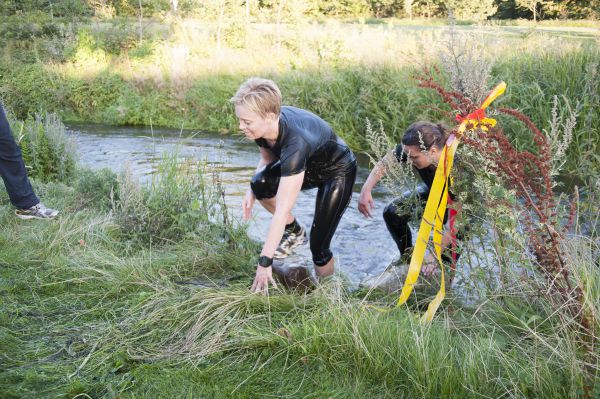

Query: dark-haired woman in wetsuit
[358,121,465,276]
[231,77,357,294]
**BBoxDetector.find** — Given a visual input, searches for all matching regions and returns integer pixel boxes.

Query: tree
[543,0,600,19]
[445,0,497,20]
[369,0,403,18]
[413,0,446,18]
[404,0,414,18]
[514,0,548,21]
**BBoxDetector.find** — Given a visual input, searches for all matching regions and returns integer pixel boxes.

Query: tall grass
[0,21,598,176]
[3,106,598,397]
[1,154,598,397]
[112,153,227,248]
[7,110,77,183]
[2,225,596,398]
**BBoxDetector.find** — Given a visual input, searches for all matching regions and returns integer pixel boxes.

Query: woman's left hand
[422,252,438,277]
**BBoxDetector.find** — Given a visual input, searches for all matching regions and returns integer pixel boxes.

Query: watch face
[259,256,273,267]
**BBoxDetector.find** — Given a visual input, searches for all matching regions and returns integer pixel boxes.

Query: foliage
[112,153,230,247]
[0,0,92,18]
[0,179,597,397]
[0,22,598,178]
[363,25,598,393]
[1,0,598,20]
[0,63,63,117]
[73,167,119,210]
[416,40,597,392]
[446,0,498,20]
[0,16,75,63]
[7,111,77,184]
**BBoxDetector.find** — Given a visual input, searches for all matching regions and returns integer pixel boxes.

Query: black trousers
[383,183,462,264]
[0,104,39,209]
[251,160,357,266]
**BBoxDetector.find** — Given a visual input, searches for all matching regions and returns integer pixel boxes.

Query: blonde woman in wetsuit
[231,78,357,294]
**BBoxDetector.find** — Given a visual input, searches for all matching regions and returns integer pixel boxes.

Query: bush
[96,22,139,55]
[0,16,76,63]
[0,63,63,117]
[73,167,119,210]
[66,73,126,121]
[112,153,228,247]
[8,111,77,183]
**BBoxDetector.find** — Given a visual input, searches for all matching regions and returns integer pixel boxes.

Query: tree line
[0,0,597,21]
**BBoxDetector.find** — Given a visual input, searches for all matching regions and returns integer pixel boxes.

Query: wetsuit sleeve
[279,135,310,177]
[393,144,407,163]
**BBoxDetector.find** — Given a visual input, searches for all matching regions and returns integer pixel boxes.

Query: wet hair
[401,121,448,150]
[230,77,282,118]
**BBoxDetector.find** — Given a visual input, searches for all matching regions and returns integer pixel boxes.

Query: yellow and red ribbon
[396,82,507,322]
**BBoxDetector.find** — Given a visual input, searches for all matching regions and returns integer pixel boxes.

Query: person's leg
[0,104,39,209]
[310,164,357,279]
[382,183,429,258]
[250,161,293,223]
[250,161,305,258]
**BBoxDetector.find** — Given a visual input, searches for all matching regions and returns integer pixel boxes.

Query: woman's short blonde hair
[230,77,282,117]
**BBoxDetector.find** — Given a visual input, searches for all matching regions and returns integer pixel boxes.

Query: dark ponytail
[401,121,448,150]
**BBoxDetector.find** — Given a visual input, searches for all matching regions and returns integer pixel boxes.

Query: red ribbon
[442,145,458,276]
[447,196,458,274]
[456,108,486,123]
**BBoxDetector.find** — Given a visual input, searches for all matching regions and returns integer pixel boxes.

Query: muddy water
[69,123,417,286]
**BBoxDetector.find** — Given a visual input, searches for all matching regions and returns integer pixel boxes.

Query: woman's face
[235,104,276,140]
[403,144,441,169]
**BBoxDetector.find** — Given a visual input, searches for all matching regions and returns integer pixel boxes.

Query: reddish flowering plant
[415,70,590,333]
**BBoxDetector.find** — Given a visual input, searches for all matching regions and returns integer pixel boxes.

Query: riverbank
[1,159,598,397]
[1,20,598,178]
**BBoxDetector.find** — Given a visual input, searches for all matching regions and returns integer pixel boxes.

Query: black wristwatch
[258,255,273,268]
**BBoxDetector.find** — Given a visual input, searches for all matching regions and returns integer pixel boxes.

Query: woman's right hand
[358,188,375,218]
[242,189,255,221]
[251,265,277,294]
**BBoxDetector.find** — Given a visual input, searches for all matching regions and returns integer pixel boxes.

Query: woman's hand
[358,188,375,218]
[422,251,438,277]
[242,189,255,221]
[251,266,277,294]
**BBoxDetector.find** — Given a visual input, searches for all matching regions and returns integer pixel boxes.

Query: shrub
[112,153,228,247]
[73,167,119,211]
[0,17,76,63]
[8,111,77,183]
[66,73,126,121]
[0,64,62,117]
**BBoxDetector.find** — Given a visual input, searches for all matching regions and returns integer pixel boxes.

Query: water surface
[70,123,402,285]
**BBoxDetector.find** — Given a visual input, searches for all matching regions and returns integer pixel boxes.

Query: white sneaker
[15,203,59,220]
[274,224,306,259]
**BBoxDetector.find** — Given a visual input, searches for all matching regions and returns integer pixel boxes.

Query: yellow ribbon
[396,82,507,322]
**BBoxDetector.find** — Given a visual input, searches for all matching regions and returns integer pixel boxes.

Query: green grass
[1,158,598,398]
[0,20,598,178]
[0,21,599,396]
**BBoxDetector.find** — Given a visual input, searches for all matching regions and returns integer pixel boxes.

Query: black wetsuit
[250,106,357,266]
[383,144,463,264]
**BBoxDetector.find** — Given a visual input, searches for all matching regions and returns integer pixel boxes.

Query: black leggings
[383,183,462,264]
[251,160,357,266]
